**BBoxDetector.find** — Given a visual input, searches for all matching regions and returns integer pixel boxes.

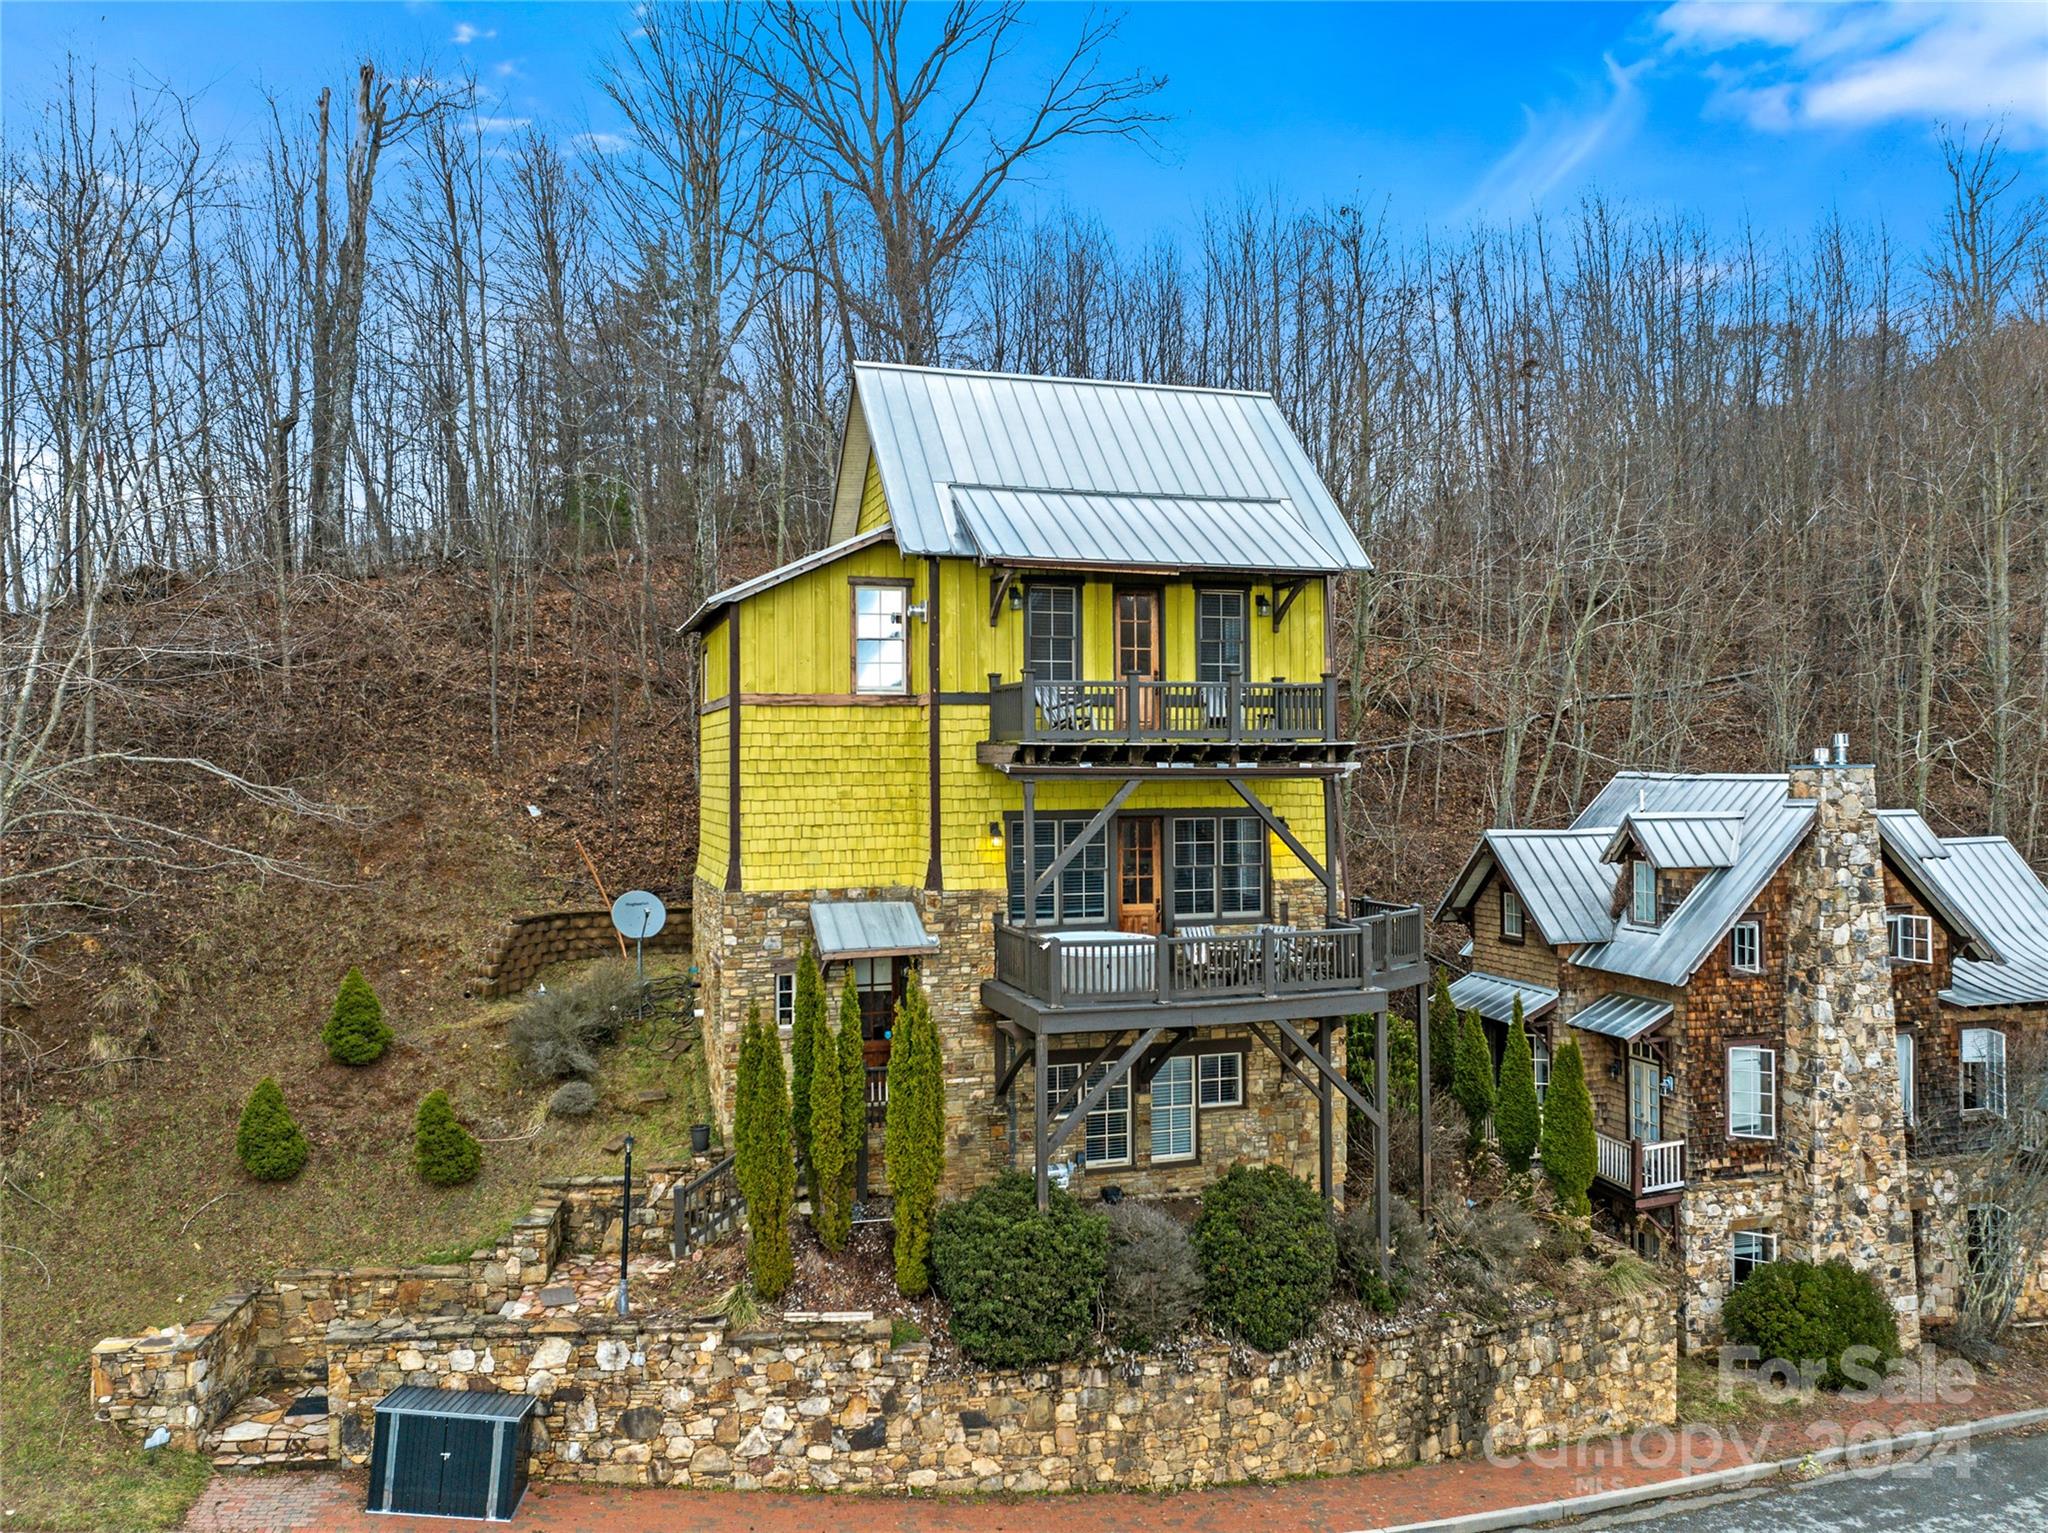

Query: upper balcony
[983,670,1346,771]
[983,900,1427,1032]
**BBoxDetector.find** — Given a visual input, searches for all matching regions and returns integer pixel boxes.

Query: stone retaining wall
[325,1296,1676,1491]
[91,1290,263,1450]
[474,903,692,999]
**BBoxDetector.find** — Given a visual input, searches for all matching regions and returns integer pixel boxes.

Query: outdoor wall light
[1007,583,1024,610]
[1607,1059,1624,1080]
[989,821,1004,849]
[1255,592,1271,617]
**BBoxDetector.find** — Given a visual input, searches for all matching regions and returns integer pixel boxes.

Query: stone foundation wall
[91,1290,262,1450]
[1674,1175,1785,1353]
[326,1295,1675,1491]
[692,876,1341,1202]
[475,903,692,999]
[1912,1160,2048,1324]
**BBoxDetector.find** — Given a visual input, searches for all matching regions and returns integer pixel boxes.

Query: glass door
[1628,1052,1662,1142]
[1117,816,1163,933]
[1115,587,1161,731]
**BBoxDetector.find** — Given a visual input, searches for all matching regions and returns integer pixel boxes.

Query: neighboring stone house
[683,362,1428,1212]
[1437,742,2048,1351]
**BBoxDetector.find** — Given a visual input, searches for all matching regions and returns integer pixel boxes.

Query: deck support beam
[1026,778,1140,912]
[1036,1025,1165,1210]
[1227,776,1334,912]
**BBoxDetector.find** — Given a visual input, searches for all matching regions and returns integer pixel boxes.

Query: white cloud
[474,116,531,134]
[1462,55,1648,219]
[1658,2,2048,134]
[450,23,496,47]
[571,131,629,157]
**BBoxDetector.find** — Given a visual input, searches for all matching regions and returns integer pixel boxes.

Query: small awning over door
[1569,992,1673,1042]
[810,901,939,961]
[1448,971,1559,1025]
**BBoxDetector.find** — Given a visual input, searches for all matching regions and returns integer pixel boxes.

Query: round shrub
[547,1080,598,1119]
[1194,1164,1336,1351]
[322,967,392,1065]
[413,1090,482,1187]
[932,1172,1107,1367]
[1723,1257,1901,1389]
[1101,1200,1202,1350]
[236,1077,309,1181]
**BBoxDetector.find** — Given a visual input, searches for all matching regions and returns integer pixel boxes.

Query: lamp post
[617,1134,634,1317]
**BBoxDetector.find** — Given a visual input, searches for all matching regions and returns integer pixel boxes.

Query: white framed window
[1731,1229,1777,1287]
[1887,911,1933,964]
[1962,1028,2007,1117]
[773,972,796,1034]
[1896,1030,1916,1125]
[852,582,909,693]
[1044,1061,1130,1168]
[1198,1051,1244,1108]
[1730,920,1762,974]
[1630,860,1659,926]
[1024,585,1079,682]
[1150,1055,1196,1162]
[1728,1045,1777,1139]
[1501,887,1525,941]
[1532,1034,1551,1104]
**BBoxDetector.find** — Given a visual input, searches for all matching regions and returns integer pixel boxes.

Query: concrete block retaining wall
[474,905,692,999]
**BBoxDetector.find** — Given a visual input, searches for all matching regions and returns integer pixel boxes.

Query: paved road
[1569,1429,2048,1532]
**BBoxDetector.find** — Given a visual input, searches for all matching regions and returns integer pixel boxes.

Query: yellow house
[684,362,1428,1210]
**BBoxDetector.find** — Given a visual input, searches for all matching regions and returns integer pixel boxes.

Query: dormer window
[1500,887,1525,943]
[1630,860,1659,926]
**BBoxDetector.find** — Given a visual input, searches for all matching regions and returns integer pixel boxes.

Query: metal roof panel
[810,900,939,960]
[1448,971,1560,1025]
[849,362,1370,572]
[1569,993,1674,1041]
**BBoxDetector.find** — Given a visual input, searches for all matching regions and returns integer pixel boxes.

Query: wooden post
[1375,1004,1390,1276]
[1021,778,1037,929]
[1416,980,1433,1215]
[1033,1032,1050,1212]
[1318,1017,1335,1209]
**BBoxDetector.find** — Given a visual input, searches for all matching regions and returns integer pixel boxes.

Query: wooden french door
[1115,588,1162,730]
[1628,1051,1662,1142]
[1117,816,1163,933]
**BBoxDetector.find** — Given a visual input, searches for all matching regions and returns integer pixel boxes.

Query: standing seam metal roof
[810,901,940,960]
[1913,837,2048,1008]
[1447,972,1560,1025]
[1603,812,1744,870]
[841,362,1369,573]
[1569,993,1674,1040]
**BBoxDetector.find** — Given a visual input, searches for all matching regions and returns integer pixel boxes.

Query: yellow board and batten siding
[695,457,1332,894]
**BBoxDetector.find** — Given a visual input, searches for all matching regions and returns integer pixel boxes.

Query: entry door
[1117,817,1163,933]
[1628,1053,1662,1143]
[1115,588,1162,730]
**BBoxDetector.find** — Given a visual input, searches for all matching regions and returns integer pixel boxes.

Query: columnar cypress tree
[1540,1038,1596,1217]
[733,1003,796,1297]
[790,946,824,1174]
[809,979,852,1252]
[322,967,393,1065]
[884,968,945,1296]
[1427,969,1458,1092]
[1452,1008,1496,1153]
[1495,997,1541,1178]
[836,970,865,1214]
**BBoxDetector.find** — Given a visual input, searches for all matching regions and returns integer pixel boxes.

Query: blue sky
[5,2,2043,243]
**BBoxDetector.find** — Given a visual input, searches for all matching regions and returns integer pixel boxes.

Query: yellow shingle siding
[855,455,891,533]
[741,542,925,695]
[700,615,729,703]
[739,705,926,888]
[700,474,1336,897]
[696,701,730,887]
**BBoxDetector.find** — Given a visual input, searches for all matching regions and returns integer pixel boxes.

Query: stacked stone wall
[325,1296,1676,1491]
[1779,760,1918,1346]
[474,903,692,999]
[91,1291,263,1450]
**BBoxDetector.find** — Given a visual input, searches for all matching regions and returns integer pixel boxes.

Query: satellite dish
[611,890,667,940]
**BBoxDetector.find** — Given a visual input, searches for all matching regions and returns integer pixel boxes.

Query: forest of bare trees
[4,2,2045,998]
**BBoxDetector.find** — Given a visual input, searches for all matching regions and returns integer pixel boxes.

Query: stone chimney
[1781,736,1919,1344]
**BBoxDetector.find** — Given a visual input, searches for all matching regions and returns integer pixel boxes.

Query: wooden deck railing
[988,669,1337,746]
[1595,1130,1687,1198]
[992,902,1423,1011]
